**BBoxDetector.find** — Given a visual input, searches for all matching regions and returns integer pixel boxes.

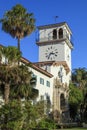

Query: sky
[0,0,87,70]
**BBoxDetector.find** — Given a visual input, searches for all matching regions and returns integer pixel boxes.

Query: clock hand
[48,53,51,59]
[48,52,52,59]
[50,52,55,55]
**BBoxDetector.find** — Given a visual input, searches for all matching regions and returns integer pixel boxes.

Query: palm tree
[72,68,87,93]
[0,46,38,104]
[0,46,21,64]
[10,64,32,100]
[0,46,32,103]
[0,4,35,51]
[0,46,21,103]
[0,65,13,104]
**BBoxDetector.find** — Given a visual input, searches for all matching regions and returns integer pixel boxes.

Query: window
[60,93,66,109]
[53,29,57,39]
[40,95,44,100]
[40,78,44,85]
[30,73,37,84]
[46,81,50,87]
[59,28,63,39]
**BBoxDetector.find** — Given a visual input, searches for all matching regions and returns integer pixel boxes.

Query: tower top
[36,22,73,49]
[37,22,72,35]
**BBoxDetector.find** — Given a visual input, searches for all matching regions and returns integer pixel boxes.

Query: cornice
[34,61,70,74]
[21,57,53,78]
[37,22,72,34]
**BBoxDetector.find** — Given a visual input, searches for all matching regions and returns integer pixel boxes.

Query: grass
[61,128,86,130]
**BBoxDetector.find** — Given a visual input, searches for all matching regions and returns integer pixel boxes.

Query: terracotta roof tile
[21,57,53,78]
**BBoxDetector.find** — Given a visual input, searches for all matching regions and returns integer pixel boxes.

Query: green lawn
[61,128,86,130]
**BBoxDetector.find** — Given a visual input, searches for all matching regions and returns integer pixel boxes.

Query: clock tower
[36,22,73,122]
[36,22,73,70]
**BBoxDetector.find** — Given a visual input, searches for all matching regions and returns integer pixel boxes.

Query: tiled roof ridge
[21,57,53,78]
[34,61,70,74]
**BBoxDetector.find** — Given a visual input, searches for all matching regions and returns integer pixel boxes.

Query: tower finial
[55,16,58,23]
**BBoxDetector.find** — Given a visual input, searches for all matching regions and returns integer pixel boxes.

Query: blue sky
[0,0,87,70]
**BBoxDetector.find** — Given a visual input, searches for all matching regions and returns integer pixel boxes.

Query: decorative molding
[21,57,53,78]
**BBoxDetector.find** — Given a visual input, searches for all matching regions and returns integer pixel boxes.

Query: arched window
[60,93,65,109]
[53,29,57,39]
[59,28,63,39]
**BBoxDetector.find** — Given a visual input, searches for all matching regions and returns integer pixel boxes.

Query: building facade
[35,22,73,122]
[0,22,73,122]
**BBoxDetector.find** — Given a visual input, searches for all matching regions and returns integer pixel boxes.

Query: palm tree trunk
[18,38,20,65]
[18,38,20,51]
[4,83,10,104]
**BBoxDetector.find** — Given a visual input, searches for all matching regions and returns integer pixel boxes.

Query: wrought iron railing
[36,35,74,47]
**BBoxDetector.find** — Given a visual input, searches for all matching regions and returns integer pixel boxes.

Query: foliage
[69,83,83,120]
[0,63,33,103]
[37,117,56,130]
[0,5,49,130]
[9,64,32,100]
[0,46,21,64]
[0,46,33,104]
[0,100,24,130]
[0,45,44,129]
[69,83,83,105]
[22,101,44,129]
[0,4,35,51]
[0,100,47,130]
[72,68,87,93]
[69,68,87,122]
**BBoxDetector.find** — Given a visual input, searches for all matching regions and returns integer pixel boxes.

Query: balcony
[36,34,73,48]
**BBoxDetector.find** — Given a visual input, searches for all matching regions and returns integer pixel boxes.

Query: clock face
[45,46,58,60]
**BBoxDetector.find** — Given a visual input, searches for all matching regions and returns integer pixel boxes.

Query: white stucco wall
[50,65,68,84]
[29,67,53,105]
[65,43,71,70]
[39,25,71,42]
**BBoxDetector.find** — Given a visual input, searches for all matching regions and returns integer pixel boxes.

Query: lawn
[61,128,86,130]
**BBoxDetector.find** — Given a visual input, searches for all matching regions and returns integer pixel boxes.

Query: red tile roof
[21,57,53,78]
[34,61,70,74]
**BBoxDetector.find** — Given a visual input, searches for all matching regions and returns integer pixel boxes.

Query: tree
[0,100,46,130]
[0,100,24,130]
[72,68,87,92]
[0,46,40,129]
[72,68,87,122]
[69,83,83,121]
[0,46,32,104]
[0,45,21,64]
[0,4,35,51]
[0,46,21,104]
[10,64,32,100]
